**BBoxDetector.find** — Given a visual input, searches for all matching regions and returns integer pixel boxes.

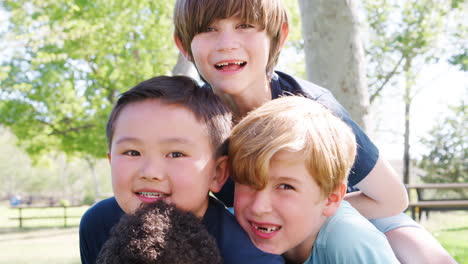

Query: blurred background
[0,0,466,263]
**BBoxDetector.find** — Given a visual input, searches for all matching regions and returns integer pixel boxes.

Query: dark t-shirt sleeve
[79,197,124,264]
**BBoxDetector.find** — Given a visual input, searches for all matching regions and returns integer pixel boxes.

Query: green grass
[0,205,89,264]
[0,205,466,263]
[0,227,81,264]
[421,211,468,263]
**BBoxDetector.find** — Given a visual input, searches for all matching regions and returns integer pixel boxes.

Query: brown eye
[167,152,185,158]
[239,24,254,29]
[203,27,216,32]
[123,150,140,156]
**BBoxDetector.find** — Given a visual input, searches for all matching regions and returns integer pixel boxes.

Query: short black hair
[106,75,232,156]
[96,200,223,264]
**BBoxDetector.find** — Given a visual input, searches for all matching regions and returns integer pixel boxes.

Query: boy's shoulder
[321,201,384,238]
[80,197,125,264]
[271,71,331,100]
[81,196,124,224]
[80,197,125,241]
[271,71,347,115]
[310,201,398,264]
[203,197,284,264]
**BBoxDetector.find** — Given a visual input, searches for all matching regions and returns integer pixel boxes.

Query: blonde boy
[229,96,399,263]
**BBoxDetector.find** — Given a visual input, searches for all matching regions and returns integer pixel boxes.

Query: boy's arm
[345,157,408,219]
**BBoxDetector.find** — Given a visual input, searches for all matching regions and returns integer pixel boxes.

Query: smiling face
[109,99,223,217]
[234,150,332,258]
[189,16,271,99]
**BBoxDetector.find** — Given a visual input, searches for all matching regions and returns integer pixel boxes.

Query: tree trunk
[85,157,101,202]
[298,0,371,131]
[61,161,69,202]
[403,58,412,184]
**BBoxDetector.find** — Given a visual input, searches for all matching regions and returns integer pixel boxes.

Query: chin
[253,241,282,255]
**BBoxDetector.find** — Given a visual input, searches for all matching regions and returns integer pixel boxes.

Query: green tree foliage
[363,0,463,183]
[447,1,467,72]
[449,50,468,72]
[0,0,176,159]
[418,102,467,184]
[363,0,456,103]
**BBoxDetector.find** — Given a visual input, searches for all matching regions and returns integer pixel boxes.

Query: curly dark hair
[96,200,223,264]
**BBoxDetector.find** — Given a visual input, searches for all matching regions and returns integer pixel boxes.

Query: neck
[283,237,315,264]
[214,81,272,124]
[282,230,319,264]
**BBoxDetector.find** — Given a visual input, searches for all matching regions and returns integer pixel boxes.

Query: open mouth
[251,222,281,234]
[214,60,247,71]
[137,191,168,199]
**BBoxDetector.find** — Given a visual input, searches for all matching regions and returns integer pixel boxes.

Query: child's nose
[139,157,165,181]
[216,31,240,52]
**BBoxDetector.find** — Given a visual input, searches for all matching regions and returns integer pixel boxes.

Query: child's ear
[174,34,191,61]
[209,156,230,193]
[279,22,289,49]
[107,152,111,163]
[322,183,346,217]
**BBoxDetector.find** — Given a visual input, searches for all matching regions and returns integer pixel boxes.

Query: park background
[0,0,466,263]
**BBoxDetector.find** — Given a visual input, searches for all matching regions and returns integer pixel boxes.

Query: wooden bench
[406,183,468,221]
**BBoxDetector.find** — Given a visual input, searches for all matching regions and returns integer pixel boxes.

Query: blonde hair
[228,96,357,197]
[174,0,288,78]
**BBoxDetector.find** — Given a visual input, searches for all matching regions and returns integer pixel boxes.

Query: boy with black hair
[80,75,284,264]
[96,200,223,264]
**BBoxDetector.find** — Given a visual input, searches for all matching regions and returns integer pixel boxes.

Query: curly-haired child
[97,200,222,264]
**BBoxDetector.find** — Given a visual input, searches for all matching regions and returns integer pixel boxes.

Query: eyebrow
[114,137,195,146]
[271,176,302,184]
[159,137,194,145]
[114,137,141,145]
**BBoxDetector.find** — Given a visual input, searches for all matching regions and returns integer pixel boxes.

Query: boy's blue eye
[123,150,140,156]
[278,184,295,190]
[167,152,185,158]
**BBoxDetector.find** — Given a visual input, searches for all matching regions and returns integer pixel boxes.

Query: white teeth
[138,192,166,198]
[253,223,280,233]
[216,61,245,67]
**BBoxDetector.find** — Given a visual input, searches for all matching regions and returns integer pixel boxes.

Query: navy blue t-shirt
[79,197,124,264]
[79,197,284,264]
[214,71,379,206]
